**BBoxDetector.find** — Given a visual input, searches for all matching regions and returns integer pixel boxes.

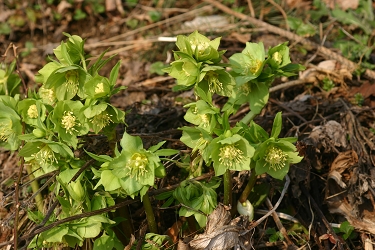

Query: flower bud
[32,128,45,138]
[237,200,254,221]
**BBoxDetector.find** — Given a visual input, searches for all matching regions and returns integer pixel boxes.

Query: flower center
[61,111,79,134]
[240,83,251,96]
[247,59,262,74]
[265,146,287,171]
[206,72,223,93]
[95,82,105,94]
[27,104,38,119]
[39,86,56,105]
[65,70,79,93]
[0,120,13,142]
[190,40,209,54]
[272,52,283,65]
[91,111,112,130]
[218,144,245,168]
[32,145,58,165]
[126,153,149,180]
[200,114,209,127]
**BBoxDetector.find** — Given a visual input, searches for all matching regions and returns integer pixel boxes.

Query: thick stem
[26,165,44,212]
[142,192,158,233]
[240,110,257,125]
[223,169,232,206]
[239,168,257,204]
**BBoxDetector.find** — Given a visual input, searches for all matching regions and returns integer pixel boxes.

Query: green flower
[208,131,255,176]
[176,30,224,63]
[166,54,201,88]
[0,100,22,150]
[51,100,89,148]
[38,86,56,105]
[84,75,111,99]
[82,102,125,133]
[230,80,269,115]
[19,139,74,176]
[254,140,302,180]
[198,65,235,97]
[184,100,219,132]
[252,112,303,179]
[109,132,178,198]
[229,42,266,84]
[18,99,47,126]
[267,42,291,69]
[180,126,213,155]
[44,66,90,101]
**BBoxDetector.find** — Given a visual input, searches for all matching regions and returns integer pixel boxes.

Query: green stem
[223,169,232,206]
[239,168,257,204]
[240,110,257,125]
[142,192,158,233]
[26,165,44,212]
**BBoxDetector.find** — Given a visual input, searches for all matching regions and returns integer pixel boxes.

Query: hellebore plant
[0,33,131,248]
[165,31,304,219]
[0,30,304,249]
[89,132,178,233]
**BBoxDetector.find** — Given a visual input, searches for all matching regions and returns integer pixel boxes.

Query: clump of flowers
[164,31,234,99]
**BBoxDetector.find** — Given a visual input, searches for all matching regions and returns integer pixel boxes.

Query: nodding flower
[64,70,79,94]
[264,146,287,171]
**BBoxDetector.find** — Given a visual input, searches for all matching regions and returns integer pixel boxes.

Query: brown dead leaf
[309,120,348,150]
[0,10,15,22]
[322,0,359,10]
[166,220,182,243]
[56,0,72,14]
[328,200,375,235]
[351,82,375,99]
[189,204,252,250]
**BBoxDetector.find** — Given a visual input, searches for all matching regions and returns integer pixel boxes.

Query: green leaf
[248,82,269,114]
[120,132,143,152]
[83,102,108,118]
[287,17,316,37]
[148,141,166,152]
[270,112,282,138]
[76,221,102,239]
[42,226,69,243]
[109,61,121,86]
[85,150,113,163]
[93,233,114,250]
[101,170,121,191]
[154,149,179,157]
